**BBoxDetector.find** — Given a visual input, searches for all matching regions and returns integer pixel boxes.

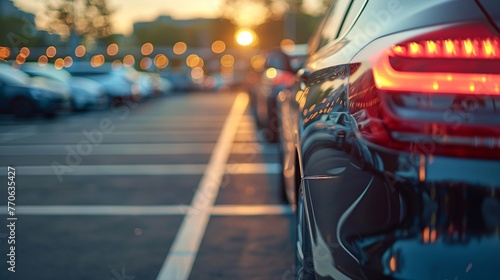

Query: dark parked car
[250,45,307,142]
[277,0,500,279]
[0,64,70,118]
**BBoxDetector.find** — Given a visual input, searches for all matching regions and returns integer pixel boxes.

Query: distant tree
[43,0,113,44]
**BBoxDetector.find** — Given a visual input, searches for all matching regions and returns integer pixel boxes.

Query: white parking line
[0,126,37,143]
[13,163,280,176]
[156,92,249,280]
[0,205,293,216]
[0,142,276,155]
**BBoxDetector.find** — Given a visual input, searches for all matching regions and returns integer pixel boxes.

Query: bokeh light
[38,55,48,66]
[15,54,26,65]
[280,39,296,52]
[91,54,105,67]
[221,54,235,67]
[75,45,86,58]
[20,47,30,58]
[107,43,119,56]
[211,40,226,54]
[266,67,277,79]
[46,46,57,58]
[197,58,205,68]
[141,43,154,56]
[64,56,73,68]
[0,47,11,60]
[173,42,187,55]
[54,58,64,69]
[140,57,152,70]
[191,67,204,80]
[112,59,123,70]
[154,54,169,69]
[123,55,135,67]
[186,54,201,68]
[250,54,265,71]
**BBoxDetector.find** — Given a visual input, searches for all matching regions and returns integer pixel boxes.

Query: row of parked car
[0,61,173,118]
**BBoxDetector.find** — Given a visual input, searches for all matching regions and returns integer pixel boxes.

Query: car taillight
[350,23,500,158]
[271,71,295,87]
[371,24,500,95]
[391,38,499,59]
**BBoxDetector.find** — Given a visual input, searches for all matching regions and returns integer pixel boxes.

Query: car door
[293,0,367,186]
[280,0,369,204]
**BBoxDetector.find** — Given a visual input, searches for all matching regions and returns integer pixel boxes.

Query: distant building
[132,15,215,47]
[133,15,212,31]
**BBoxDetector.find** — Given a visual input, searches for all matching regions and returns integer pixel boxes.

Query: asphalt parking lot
[0,91,295,280]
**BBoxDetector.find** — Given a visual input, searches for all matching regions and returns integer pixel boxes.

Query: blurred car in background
[67,62,141,103]
[277,0,500,279]
[138,71,173,97]
[250,45,307,142]
[161,71,200,92]
[20,63,108,111]
[0,64,70,118]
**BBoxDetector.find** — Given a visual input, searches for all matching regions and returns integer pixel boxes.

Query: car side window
[338,0,367,36]
[316,0,353,50]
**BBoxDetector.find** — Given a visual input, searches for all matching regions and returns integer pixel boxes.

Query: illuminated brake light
[373,54,500,94]
[376,25,500,95]
[444,40,457,57]
[391,38,500,59]
[426,41,439,57]
[483,39,498,57]
[409,42,423,57]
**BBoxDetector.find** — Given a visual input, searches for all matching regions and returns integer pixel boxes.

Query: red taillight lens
[272,71,295,87]
[349,23,500,157]
[371,24,500,95]
[391,38,500,59]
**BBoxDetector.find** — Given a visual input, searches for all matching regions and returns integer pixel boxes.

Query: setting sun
[235,28,256,46]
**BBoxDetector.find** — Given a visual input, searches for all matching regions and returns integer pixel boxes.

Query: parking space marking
[0,126,37,143]
[210,205,293,216]
[14,163,280,176]
[156,92,248,280]
[0,142,276,155]
[0,143,214,155]
[0,205,293,216]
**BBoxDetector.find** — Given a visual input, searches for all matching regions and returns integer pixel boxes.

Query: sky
[13,0,324,36]
[14,0,224,35]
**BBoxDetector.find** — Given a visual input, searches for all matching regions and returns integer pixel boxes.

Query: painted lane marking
[0,143,277,156]
[0,205,293,216]
[13,163,280,176]
[0,126,37,143]
[156,92,249,280]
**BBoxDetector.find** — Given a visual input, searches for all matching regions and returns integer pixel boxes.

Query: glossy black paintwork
[278,0,500,279]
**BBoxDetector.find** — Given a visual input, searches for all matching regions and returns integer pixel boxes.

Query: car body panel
[278,0,500,279]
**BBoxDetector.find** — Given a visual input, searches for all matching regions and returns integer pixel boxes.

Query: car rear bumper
[303,141,500,279]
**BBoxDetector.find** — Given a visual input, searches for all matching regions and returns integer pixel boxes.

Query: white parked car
[20,63,108,111]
